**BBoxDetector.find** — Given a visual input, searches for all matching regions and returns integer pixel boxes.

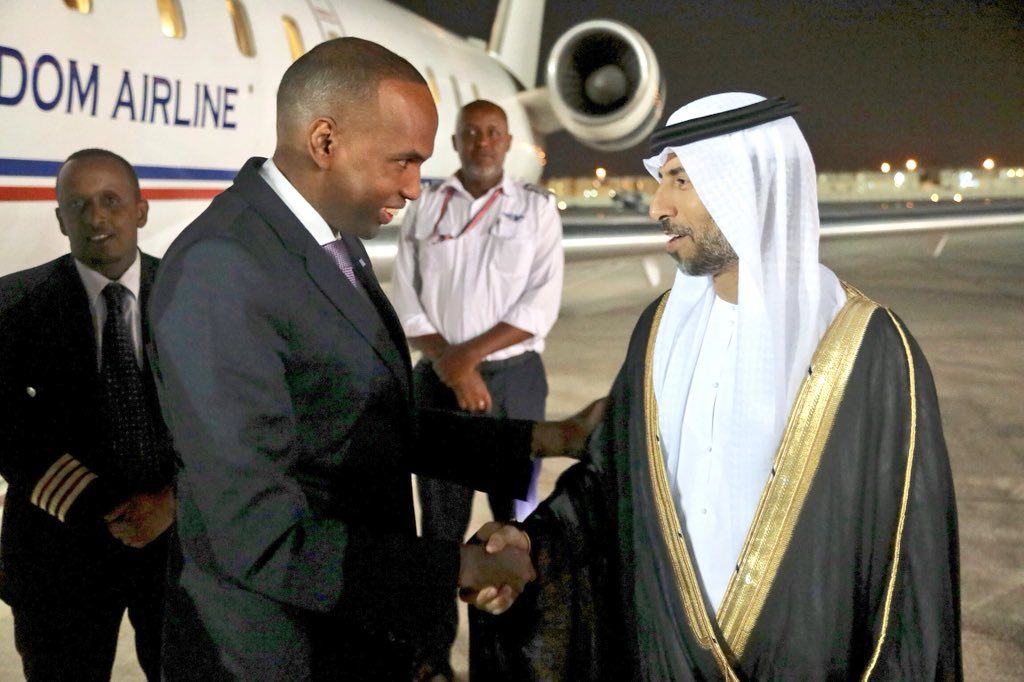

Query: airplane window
[471,83,481,100]
[156,0,186,38]
[425,67,440,105]
[282,16,305,62]
[225,0,256,57]
[450,76,462,107]
[63,0,91,12]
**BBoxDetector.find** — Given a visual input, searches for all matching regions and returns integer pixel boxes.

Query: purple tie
[323,238,364,293]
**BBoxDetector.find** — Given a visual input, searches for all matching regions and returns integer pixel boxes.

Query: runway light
[1008,169,1017,178]
[930,193,940,202]
[893,171,906,188]
[595,167,607,181]
[905,159,918,171]
[1016,168,1024,178]
[982,158,995,170]
[953,193,963,202]
[608,189,617,197]
[880,162,891,173]
[556,200,567,210]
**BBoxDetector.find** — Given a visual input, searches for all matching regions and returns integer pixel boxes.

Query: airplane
[0,0,664,277]
[2,1,1019,284]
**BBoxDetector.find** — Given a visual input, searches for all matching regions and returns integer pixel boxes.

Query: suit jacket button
[26,386,37,397]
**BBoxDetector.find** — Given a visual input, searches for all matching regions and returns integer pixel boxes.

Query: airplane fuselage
[0,0,544,275]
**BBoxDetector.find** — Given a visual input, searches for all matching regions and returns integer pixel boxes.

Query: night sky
[394,0,1023,175]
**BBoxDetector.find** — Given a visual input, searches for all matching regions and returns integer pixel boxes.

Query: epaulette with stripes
[521,183,555,200]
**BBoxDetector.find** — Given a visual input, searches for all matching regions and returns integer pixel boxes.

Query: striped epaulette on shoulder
[521,182,555,200]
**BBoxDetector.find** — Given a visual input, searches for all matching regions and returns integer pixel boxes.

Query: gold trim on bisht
[862,309,918,680]
[717,283,878,655]
[644,292,739,680]
[644,283,878,676]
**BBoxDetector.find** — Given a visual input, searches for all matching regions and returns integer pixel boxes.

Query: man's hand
[105,486,175,548]
[464,522,533,613]
[451,370,492,413]
[458,526,535,615]
[532,396,608,460]
[433,342,483,388]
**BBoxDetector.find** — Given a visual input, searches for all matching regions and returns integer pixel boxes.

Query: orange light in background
[982,158,995,170]
[905,159,918,171]
[595,167,607,181]
[880,162,891,173]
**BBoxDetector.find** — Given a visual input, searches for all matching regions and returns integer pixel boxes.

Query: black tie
[100,282,158,485]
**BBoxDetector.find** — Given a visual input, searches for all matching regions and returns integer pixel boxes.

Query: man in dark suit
[0,149,177,680]
[150,38,539,680]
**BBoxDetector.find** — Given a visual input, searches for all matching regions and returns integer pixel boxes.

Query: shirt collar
[259,158,337,246]
[443,173,516,201]
[73,250,141,305]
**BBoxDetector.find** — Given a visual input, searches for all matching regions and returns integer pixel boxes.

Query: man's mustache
[660,219,692,238]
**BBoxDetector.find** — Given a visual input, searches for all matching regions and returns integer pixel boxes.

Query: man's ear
[136,198,150,229]
[308,117,337,170]
[55,207,68,236]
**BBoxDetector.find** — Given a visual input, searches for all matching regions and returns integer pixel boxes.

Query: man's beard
[665,219,738,276]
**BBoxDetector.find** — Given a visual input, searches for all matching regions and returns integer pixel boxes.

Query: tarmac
[1,224,1021,680]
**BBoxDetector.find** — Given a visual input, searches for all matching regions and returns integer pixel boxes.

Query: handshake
[457,521,535,615]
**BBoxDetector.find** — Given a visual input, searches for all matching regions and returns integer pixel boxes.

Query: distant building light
[958,171,979,189]
[982,158,995,170]
[880,162,891,173]
[905,159,918,171]
[595,167,607,181]
[953,193,963,202]
[557,200,568,211]
[893,171,906,188]
[930,193,940,202]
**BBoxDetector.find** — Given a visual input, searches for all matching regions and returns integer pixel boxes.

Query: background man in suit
[0,149,176,681]
[150,38,538,680]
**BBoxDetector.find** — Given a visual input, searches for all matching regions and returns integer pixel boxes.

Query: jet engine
[544,19,664,151]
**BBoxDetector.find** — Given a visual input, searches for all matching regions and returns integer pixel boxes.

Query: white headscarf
[646,93,847,559]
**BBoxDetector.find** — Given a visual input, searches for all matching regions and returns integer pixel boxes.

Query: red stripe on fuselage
[0,187,225,201]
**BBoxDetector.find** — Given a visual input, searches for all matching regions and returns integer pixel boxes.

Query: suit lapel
[232,159,410,388]
[51,256,100,391]
[343,234,412,383]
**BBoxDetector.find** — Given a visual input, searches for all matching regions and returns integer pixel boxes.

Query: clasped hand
[104,486,175,548]
[434,343,492,413]
[458,522,535,615]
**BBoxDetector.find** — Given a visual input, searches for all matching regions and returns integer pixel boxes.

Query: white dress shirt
[665,295,744,611]
[391,175,564,361]
[74,252,143,370]
[259,158,337,247]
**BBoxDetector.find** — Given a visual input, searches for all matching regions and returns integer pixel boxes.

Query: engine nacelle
[545,19,665,151]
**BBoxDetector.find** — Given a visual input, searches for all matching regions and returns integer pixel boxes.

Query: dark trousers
[414,352,547,671]
[11,532,168,682]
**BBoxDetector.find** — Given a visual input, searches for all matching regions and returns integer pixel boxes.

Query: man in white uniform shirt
[391,99,563,680]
